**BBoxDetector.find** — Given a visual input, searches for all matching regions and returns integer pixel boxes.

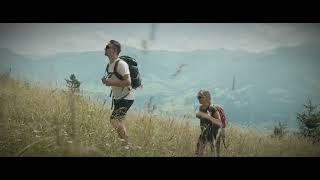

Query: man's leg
[110,99,133,145]
[117,119,129,144]
[110,117,128,143]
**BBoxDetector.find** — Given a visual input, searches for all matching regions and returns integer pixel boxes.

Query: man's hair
[109,40,121,55]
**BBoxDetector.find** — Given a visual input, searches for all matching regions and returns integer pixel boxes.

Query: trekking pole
[221,128,229,150]
[102,94,108,107]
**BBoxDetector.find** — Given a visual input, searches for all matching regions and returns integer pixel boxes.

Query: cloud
[268,88,292,104]
[253,23,320,46]
[272,97,293,104]
[267,88,289,95]
[212,85,255,103]
[233,100,249,108]
[236,85,256,94]
[213,88,228,98]
[1,23,319,55]
[304,76,320,90]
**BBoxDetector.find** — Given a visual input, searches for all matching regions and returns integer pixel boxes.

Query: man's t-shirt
[106,58,134,100]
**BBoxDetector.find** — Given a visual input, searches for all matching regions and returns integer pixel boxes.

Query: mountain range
[1,42,320,131]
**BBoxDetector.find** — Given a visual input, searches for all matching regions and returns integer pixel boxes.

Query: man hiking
[101,40,134,148]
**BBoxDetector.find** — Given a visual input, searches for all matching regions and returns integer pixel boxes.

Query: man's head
[105,40,121,58]
[197,89,211,104]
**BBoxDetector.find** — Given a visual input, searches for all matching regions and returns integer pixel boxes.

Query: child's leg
[195,136,206,156]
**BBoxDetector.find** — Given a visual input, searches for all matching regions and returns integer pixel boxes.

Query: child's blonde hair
[197,89,211,103]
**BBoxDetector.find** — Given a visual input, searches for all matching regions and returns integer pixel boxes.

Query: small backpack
[215,104,227,128]
[208,104,227,128]
[106,55,142,89]
[207,104,228,150]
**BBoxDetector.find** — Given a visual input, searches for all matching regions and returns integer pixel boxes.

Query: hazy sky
[0,23,319,55]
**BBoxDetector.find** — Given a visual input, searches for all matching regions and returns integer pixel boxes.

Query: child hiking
[195,89,227,157]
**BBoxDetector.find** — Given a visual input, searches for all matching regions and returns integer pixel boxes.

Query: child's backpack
[208,104,227,128]
[207,104,228,149]
[215,104,227,128]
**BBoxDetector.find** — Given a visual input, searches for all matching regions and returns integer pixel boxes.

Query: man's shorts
[110,99,134,121]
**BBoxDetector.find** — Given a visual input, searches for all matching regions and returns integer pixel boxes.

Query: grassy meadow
[1,74,319,157]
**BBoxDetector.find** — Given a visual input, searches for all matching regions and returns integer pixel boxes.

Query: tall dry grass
[1,75,320,157]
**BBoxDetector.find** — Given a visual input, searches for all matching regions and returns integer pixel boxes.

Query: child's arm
[196,111,222,127]
[196,104,205,119]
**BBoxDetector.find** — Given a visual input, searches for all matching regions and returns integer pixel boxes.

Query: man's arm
[104,74,131,87]
[104,60,131,87]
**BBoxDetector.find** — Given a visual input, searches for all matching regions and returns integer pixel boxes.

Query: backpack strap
[105,60,123,79]
[206,104,215,115]
[105,63,114,109]
[106,60,130,110]
[207,104,228,150]
[113,60,123,80]
[105,60,122,98]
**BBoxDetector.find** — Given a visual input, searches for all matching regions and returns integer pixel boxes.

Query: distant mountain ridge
[1,43,320,131]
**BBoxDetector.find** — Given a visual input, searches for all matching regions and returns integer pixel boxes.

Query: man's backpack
[106,55,142,89]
